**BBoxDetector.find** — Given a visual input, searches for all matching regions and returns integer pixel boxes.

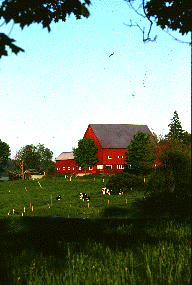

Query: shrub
[8,171,22,181]
[144,166,175,196]
[143,164,191,219]
[106,172,144,194]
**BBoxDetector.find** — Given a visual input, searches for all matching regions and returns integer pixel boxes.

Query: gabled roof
[55,152,74,160]
[89,124,152,148]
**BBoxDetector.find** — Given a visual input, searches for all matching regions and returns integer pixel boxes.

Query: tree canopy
[0,0,91,58]
[146,136,191,201]
[124,130,157,176]
[14,143,54,174]
[0,0,191,60]
[124,0,191,43]
[0,139,10,173]
[144,0,191,35]
[72,137,99,174]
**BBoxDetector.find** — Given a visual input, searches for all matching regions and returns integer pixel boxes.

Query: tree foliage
[124,0,191,44]
[0,139,10,173]
[0,0,91,58]
[106,172,144,194]
[72,138,99,174]
[0,0,191,60]
[144,0,191,36]
[156,137,191,196]
[46,160,56,174]
[165,110,183,139]
[14,143,54,174]
[165,110,191,145]
[142,136,191,218]
[124,131,157,176]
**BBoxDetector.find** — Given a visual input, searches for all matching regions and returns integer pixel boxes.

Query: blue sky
[0,0,191,161]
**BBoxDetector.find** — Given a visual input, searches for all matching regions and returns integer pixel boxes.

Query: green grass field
[0,175,147,220]
[0,175,191,285]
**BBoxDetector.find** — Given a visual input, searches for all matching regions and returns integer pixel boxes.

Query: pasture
[0,175,191,284]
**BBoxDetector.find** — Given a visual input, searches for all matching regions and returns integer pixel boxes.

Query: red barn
[56,124,160,175]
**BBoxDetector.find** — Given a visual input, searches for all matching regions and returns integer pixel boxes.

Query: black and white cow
[119,189,123,195]
[102,187,111,195]
[56,195,62,200]
[80,193,90,201]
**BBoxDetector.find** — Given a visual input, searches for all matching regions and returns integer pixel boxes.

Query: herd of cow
[56,187,123,201]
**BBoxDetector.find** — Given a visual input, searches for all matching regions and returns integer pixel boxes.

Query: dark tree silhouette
[165,110,191,143]
[124,0,191,44]
[0,0,91,58]
[0,139,10,173]
[0,0,191,59]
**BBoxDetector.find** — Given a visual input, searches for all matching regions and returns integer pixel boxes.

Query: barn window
[117,165,124,169]
[108,156,112,159]
[68,167,70,170]
[73,168,74,170]
[79,167,81,170]
[63,167,65,170]
[118,156,123,159]
[89,166,92,170]
[57,168,59,170]
[106,165,112,169]
[97,165,103,169]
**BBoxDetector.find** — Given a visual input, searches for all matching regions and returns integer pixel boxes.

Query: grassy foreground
[0,175,191,285]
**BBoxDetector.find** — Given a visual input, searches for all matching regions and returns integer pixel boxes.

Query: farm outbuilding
[56,124,160,175]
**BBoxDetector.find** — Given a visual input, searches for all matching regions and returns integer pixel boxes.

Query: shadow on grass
[0,212,191,284]
[0,214,190,255]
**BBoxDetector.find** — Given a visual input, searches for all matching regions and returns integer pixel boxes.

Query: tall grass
[1,220,191,285]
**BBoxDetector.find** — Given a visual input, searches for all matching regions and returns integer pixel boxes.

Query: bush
[106,172,144,194]
[142,164,191,219]
[144,166,175,196]
[8,171,22,181]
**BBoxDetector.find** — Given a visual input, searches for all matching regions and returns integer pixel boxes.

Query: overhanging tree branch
[124,0,191,45]
[0,0,91,59]
[124,0,157,43]
[162,27,191,45]
[0,33,25,58]
[8,20,15,36]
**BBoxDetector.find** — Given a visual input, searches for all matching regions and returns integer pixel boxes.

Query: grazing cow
[80,193,90,201]
[56,195,62,200]
[102,187,111,195]
[119,189,123,195]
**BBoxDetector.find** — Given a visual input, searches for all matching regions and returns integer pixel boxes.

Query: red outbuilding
[56,124,161,175]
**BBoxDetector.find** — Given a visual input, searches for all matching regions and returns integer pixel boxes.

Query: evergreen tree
[165,111,184,140]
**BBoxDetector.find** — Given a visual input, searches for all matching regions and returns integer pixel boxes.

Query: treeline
[0,143,56,179]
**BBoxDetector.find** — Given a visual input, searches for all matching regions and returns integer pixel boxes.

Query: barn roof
[89,124,152,148]
[55,152,74,160]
